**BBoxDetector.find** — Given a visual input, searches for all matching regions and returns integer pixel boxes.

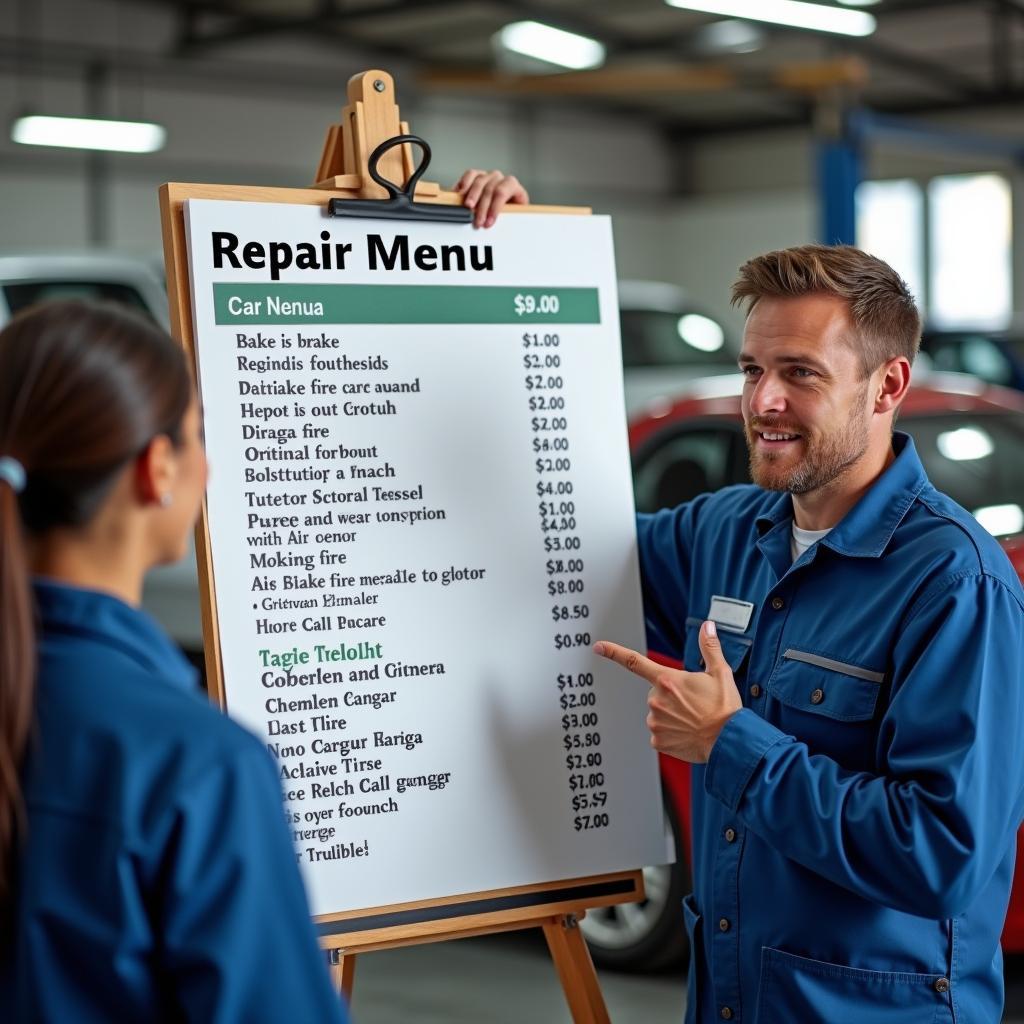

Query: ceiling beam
[170,0,455,56]
[665,82,1024,141]
[840,36,991,101]
[420,58,867,97]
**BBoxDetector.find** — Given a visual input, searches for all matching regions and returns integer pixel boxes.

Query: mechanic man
[458,169,1024,1022]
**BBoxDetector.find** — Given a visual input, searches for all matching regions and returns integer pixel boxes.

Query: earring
[160,493,173,508]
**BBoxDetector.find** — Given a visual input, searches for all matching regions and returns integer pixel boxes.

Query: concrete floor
[351,931,685,1023]
[350,934,1024,1023]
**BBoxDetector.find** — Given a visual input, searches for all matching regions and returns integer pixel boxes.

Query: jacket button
[724,827,737,843]
[721,1008,733,1020]
[771,596,785,610]
[810,688,825,705]
[749,684,761,699]
[935,977,950,994]
[718,918,731,932]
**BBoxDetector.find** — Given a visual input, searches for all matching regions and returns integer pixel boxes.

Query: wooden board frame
[157,69,651,1023]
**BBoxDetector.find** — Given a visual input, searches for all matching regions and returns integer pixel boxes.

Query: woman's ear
[134,435,176,507]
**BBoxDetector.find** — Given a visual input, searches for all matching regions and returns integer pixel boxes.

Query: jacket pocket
[755,947,949,1024]
[770,649,883,722]
[684,618,751,677]
[767,648,884,770]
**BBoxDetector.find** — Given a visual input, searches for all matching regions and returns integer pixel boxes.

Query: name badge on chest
[708,595,754,634]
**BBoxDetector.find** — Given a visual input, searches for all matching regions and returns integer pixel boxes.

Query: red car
[580,372,1024,970]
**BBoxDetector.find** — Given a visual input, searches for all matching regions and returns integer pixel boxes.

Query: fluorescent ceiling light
[664,0,876,37]
[499,21,606,70]
[838,1,881,6]
[11,114,166,153]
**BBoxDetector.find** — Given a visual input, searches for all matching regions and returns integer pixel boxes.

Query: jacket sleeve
[156,731,349,1024]
[636,494,712,660]
[704,572,1024,918]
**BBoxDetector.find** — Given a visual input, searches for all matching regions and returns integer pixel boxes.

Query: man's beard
[745,387,870,495]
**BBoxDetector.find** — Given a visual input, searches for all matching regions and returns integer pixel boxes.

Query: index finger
[594,641,666,687]
[482,177,528,228]
[452,168,485,193]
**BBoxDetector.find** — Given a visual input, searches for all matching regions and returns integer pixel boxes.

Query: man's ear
[135,435,175,507]
[874,357,912,414]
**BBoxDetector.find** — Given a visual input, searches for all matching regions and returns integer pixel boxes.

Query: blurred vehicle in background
[0,253,169,330]
[921,328,1024,393]
[618,280,739,414]
[579,372,1024,972]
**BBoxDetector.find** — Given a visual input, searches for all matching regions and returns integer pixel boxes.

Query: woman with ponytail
[0,300,348,1023]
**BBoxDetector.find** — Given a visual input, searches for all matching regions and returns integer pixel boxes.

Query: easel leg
[543,914,611,1024]
[328,948,357,1002]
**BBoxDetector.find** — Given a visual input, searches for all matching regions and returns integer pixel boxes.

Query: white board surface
[183,198,668,917]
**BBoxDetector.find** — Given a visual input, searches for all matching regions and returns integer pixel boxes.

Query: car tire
[580,793,690,972]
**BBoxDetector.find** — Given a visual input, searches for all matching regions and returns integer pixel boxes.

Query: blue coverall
[0,580,349,1023]
[637,433,1024,1022]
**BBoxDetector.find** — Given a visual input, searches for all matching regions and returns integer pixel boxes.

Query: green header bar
[212,283,600,326]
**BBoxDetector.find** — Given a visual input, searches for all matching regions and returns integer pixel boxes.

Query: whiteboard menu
[183,198,667,916]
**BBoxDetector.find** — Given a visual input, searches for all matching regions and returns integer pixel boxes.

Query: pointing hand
[594,620,742,764]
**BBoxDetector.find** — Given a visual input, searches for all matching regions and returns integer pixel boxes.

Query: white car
[618,280,740,414]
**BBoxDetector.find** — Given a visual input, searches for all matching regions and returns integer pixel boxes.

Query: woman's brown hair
[0,299,191,905]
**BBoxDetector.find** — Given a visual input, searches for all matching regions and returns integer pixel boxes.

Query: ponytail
[0,476,32,906]
[0,299,191,907]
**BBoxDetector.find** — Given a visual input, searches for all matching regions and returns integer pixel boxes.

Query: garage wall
[0,0,674,282]
[666,187,816,340]
[669,117,1024,335]
[1,0,1021,326]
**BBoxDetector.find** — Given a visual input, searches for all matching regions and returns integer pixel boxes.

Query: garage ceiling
[120,0,1024,134]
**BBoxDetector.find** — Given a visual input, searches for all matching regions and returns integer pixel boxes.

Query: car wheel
[580,795,690,971]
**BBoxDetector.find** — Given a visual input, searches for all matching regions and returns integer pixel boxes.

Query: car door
[632,419,749,513]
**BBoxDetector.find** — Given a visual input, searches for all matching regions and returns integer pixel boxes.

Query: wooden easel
[159,68,650,1024]
[318,873,644,1023]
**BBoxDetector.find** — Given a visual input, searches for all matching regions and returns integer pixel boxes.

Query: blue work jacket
[637,433,1024,1023]
[0,580,348,1024]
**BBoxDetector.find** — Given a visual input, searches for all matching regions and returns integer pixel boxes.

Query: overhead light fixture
[694,19,765,54]
[664,1,877,37]
[838,1,882,6]
[498,21,606,71]
[11,114,166,153]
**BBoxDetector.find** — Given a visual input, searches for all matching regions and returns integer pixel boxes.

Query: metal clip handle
[328,133,471,224]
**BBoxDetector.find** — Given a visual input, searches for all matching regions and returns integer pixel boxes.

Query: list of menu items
[184,199,668,917]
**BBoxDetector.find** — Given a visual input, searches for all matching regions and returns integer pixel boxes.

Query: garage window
[856,172,1012,330]
[928,174,1012,330]
[855,179,924,305]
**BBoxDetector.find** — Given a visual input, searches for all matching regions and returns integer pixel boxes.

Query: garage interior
[4,2,1024,1021]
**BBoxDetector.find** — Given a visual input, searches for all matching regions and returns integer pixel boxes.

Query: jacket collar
[755,432,929,559]
[33,578,198,692]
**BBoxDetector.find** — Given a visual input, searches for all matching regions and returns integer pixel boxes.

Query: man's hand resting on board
[594,620,742,764]
[453,170,529,228]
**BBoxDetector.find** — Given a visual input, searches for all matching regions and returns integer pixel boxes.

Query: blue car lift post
[816,107,1024,246]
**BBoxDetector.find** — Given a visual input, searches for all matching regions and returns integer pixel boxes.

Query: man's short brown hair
[731,244,921,377]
